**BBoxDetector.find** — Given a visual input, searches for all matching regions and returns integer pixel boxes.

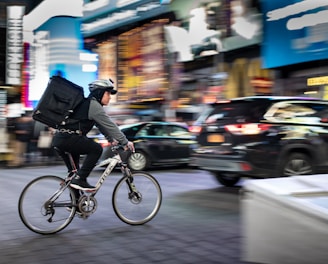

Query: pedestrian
[8,113,34,167]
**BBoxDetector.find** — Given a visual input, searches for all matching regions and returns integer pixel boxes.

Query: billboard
[262,0,328,68]
[6,6,25,85]
[118,21,167,101]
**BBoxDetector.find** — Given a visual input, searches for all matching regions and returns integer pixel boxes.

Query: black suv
[191,96,328,186]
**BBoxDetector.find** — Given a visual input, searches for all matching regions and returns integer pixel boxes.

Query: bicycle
[18,145,162,235]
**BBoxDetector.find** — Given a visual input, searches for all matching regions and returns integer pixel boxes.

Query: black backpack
[32,76,85,128]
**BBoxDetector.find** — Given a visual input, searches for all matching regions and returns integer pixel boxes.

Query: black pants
[52,133,103,179]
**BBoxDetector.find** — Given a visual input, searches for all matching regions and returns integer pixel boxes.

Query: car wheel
[128,151,149,171]
[280,153,313,176]
[213,172,241,187]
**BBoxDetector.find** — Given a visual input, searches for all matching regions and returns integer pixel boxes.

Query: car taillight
[189,125,202,134]
[101,142,111,148]
[97,139,111,148]
[224,123,271,135]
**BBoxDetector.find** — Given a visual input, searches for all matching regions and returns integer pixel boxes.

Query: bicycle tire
[112,171,162,225]
[18,175,77,235]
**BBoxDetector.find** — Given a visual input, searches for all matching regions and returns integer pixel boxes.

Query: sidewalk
[1,153,63,168]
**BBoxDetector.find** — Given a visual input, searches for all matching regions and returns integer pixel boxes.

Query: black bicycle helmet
[88,79,117,95]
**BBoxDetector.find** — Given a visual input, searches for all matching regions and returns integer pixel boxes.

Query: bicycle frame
[45,151,121,207]
[92,154,122,195]
[92,152,138,200]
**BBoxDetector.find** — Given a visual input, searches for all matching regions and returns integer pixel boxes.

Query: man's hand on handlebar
[110,139,134,152]
[124,141,135,152]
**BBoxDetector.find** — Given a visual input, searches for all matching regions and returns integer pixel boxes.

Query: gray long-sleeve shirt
[88,98,129,146]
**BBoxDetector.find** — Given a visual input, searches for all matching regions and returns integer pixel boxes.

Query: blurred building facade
[82,0,264,100]
[79,0,271,121]
[81,0,175,113]
[1,1,328,108]
[0,0,43,161]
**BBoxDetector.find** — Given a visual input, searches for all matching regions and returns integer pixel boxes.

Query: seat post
[54,147,77,174]
[67,152,78,173]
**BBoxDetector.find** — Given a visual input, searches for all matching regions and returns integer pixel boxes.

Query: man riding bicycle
[52,79,134,191]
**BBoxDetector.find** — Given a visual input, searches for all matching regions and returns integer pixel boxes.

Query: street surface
[0,165,250,264]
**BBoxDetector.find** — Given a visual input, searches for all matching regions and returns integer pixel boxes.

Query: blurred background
[1,0,328,165]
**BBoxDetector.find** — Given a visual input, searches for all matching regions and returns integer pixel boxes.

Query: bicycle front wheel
[112,171,162,225]
[18,175,76,235]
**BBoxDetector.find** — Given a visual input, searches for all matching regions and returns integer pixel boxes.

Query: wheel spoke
[112,172,162,225]
[18,176,76,235]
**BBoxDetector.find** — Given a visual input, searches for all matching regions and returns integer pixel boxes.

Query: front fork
[121,165,141,201]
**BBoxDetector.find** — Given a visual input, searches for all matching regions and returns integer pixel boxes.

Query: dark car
[191,96,328,186]
[188,104,214,135]
[96,121,197,171]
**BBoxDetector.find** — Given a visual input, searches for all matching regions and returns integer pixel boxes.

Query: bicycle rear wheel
[18,175,76,235]
[112,171,162,225]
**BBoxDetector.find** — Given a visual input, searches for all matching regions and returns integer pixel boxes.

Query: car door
[166,124,196,160]
[136,123,173,161]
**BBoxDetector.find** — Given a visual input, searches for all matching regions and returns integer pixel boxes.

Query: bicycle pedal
[77,213,88,220]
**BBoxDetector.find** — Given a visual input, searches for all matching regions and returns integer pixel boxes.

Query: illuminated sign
[0,89,8,152]
[84,0,110,12]
[80,52,98,72]
[117,0,142,8]
[82,1,165,35]
[115,20,167,101]
[6,6,25,85]
[79,53,98,61]
[262,0,328,68]
[0,89,6,120]
[97,40,118,101]
[83,10,137,32]
[307,76,328,86]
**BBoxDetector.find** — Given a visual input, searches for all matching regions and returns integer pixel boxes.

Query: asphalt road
[0,165,249,264]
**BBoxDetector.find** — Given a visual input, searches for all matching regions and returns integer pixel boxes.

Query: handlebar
[110,144,132,163]
[111,143,134,153]
[110,144,125,152]
[111,144,132,163]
